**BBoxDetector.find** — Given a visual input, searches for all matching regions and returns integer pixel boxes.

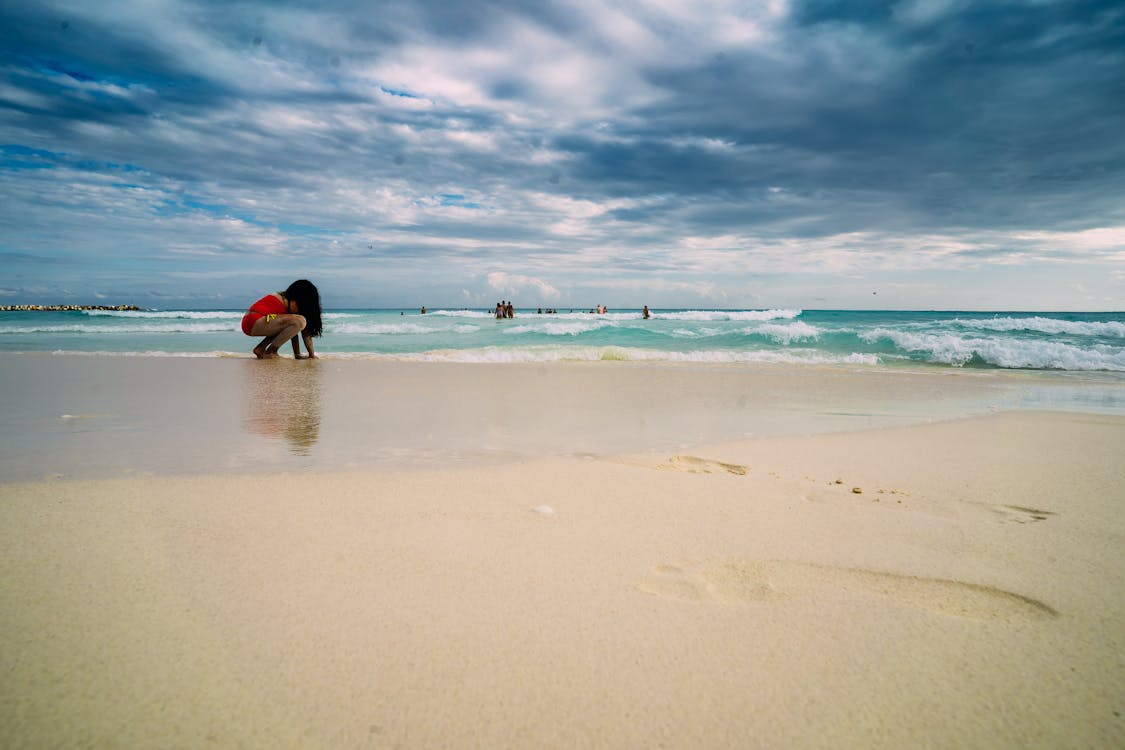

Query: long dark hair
[284,279,322,337]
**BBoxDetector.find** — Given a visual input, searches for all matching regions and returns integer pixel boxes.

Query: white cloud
[487,271,560,300]
[1013,226,1125,253]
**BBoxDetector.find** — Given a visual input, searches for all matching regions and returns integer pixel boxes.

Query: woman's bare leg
[252,336,275,359]
[250,314,306,358]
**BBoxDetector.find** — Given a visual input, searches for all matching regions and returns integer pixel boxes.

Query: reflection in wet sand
[240,360,323,455]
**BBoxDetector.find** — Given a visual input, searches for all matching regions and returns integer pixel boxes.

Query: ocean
[2,307,1123,372]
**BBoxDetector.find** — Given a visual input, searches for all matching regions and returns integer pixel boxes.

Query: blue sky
[1,0,1122,310]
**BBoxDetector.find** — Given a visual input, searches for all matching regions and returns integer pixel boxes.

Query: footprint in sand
[638,560,1057,623]
[640,563,787,603]
[655,456,748,475]
[803,484,1059,528]
[986,504,1057,524]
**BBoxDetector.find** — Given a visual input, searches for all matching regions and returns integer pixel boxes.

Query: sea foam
[331,322,443,335]
[2,322,237,334]
[950,316,1125,338]
[81,309,241,319]
[863,328,1125,370]
[657,309,801,322]
[368,345,878,366]
[751,321,821,344]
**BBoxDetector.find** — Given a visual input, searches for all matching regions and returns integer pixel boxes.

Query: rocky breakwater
[0,304,142,311]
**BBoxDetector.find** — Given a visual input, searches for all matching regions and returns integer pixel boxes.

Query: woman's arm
[299,331,316,359]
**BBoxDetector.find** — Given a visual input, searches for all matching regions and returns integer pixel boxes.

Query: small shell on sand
[851,487,863,494]
[531,505,555,515]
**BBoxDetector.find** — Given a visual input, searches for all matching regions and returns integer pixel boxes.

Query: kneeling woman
[242,279,322,359]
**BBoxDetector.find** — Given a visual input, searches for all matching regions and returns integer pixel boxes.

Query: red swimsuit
[241,294,288,335]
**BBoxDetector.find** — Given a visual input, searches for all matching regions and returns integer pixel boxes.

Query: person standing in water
[242,279,323,359]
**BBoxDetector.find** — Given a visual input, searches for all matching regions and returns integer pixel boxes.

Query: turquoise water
[1,308,1124,371]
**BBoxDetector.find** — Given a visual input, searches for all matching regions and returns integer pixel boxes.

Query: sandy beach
[1,355,1123,748]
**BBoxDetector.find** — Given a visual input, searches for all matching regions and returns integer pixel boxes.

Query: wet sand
[2,353,1117,481]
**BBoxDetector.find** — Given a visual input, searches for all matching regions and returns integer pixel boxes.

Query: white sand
[1,357,1123,747]
[2,357,1125,746]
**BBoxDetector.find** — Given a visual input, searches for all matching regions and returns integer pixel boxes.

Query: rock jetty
[0,304,142,312]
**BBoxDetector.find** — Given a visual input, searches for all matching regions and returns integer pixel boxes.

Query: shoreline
[1,408,1122,747]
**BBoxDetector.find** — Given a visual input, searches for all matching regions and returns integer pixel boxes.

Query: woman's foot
[253,343,280,359]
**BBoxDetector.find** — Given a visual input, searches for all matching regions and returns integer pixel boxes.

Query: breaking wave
[656,309,802,322]
[81,309,241,319]
[950,316,1125,338]
[862,328,1125,371]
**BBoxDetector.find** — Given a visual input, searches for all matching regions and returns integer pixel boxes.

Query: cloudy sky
[1,0,1122,310]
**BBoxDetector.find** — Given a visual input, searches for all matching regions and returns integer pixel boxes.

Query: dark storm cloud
[0,4,226,107]
[615,0,1125,232]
